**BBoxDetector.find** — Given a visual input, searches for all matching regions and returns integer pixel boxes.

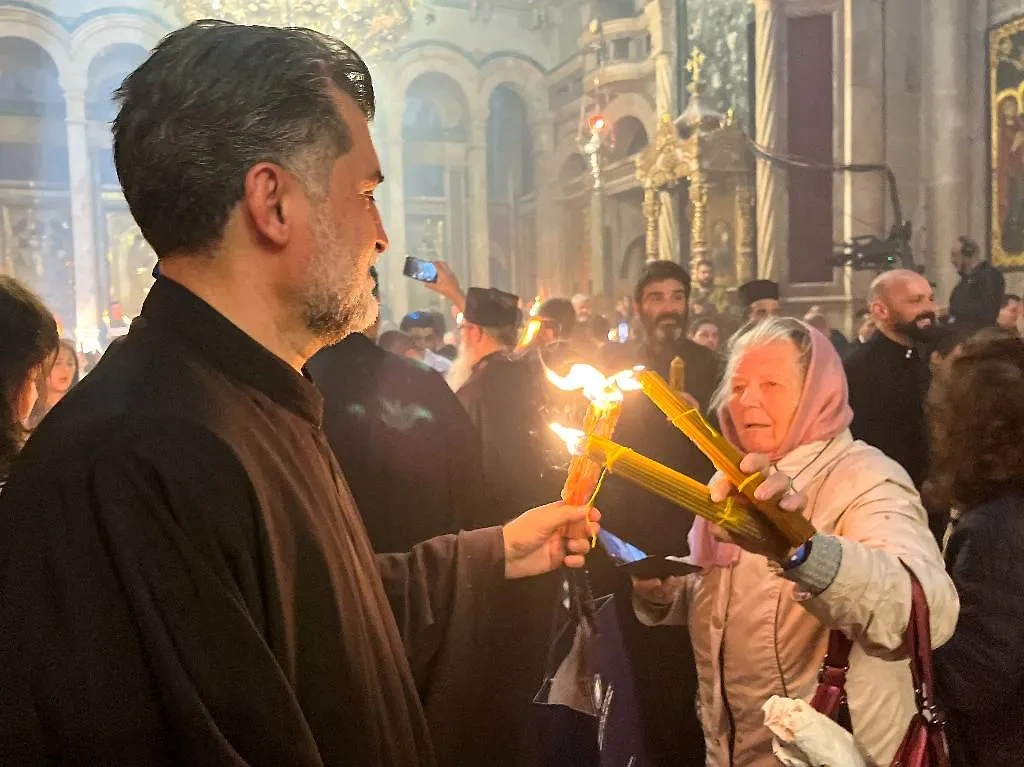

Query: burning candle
[550,425,786,551]
[631,369,816,548]
[546,364,630,505]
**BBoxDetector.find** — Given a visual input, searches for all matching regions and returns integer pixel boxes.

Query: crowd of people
[0,19,1022,767]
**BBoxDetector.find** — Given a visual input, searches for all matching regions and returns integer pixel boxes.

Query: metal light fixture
[165,0,420,56]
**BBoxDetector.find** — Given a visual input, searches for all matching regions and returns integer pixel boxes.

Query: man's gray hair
[113,20,374,258]
[711,317,813,412]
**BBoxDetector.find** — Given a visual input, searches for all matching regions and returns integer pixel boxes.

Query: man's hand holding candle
[502,502,601,579]
[707,453,807,562]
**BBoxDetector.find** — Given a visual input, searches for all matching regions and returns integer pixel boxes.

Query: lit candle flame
[545,364,642,404]
[549,422,585,455]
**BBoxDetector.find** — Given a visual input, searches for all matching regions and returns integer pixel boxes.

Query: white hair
[711,317,813,412]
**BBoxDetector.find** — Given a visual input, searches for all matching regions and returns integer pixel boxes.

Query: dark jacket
[949,260,1006,328]
[308,334,485,553]
[934,492,1024,767]
[844,332,931,487]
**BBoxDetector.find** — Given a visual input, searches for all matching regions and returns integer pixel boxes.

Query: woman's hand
[707,453,808,562]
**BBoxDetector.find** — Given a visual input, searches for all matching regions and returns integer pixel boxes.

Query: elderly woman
[928,330,1024,766]
[633,317,959,766]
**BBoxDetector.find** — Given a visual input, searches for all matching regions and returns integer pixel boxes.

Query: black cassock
[597,336,720,767]
[307,334,486,553]
[0,278,503,766]
[455,350,569,767]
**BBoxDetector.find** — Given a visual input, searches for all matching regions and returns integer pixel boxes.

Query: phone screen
[597,529,648,565]
[403,256,438,283]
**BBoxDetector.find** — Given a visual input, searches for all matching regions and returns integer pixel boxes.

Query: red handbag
[810,565,950,767]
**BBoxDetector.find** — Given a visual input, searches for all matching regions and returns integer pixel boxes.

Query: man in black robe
[599,259,717,766]
[844,269,938,491]
[948,235,1005,328]
[0,22,595,765]
[737,278,783,324]
[308,270,485,554]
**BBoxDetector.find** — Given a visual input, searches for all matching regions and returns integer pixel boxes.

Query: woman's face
[47,346,76,396]
[727,340,805,455]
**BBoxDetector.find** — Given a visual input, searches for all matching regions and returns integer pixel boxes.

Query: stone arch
[70,13,169,90]
[0,37,66,119]
[476,55,546,125]
[608,116,649,162]
[0,7,73,86]
[403,72,470,143]
[85,43,149,123]
[603,92,656,137]
[390,45,481,121]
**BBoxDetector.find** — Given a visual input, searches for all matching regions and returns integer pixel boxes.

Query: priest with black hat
[451,286,571,766]
[738,278,782,323]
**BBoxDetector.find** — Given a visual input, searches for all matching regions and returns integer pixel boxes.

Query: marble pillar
[922,0,971,303]
[531,119,562,295]
[646,0,680,262]
[842,0,886,325]
[468,115,491,288]
[753,0,786,283]
[63,85,101,352]
[383,104,410,322]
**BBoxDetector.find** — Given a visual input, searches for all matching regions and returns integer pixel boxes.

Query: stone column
[922,0,971,302]
[753,0,786,282]
[532,120,563,295]
[842,0,886,325]
[589,182,607,296]
[383,104,410,321]
[468,114,491,288]
[63,84,101,353]
[646,0,680,262]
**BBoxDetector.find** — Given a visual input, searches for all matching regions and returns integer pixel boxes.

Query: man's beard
[643,311,687,346]
[446,336,474,392]
[894,312,938,343]
[302,204,378,347]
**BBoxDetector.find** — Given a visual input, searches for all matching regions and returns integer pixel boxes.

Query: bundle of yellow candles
[550,425,786,549]
[630,369,816,547]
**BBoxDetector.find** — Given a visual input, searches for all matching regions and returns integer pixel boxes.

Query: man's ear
[243,162,293,247]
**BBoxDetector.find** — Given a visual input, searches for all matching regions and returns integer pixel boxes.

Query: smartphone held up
[403,256,438,284]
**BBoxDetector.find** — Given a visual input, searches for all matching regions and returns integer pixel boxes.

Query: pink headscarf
[688,323,854,568]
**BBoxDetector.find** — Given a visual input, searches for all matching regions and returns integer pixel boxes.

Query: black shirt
[308,334,486,553]
[844,331,931,486]
[949,260,1005,328]
[0,278,503,765]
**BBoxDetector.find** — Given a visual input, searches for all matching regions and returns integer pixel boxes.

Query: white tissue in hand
[762,696,871,767]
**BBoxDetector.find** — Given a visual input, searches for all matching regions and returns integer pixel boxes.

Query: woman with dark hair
[0,275,58,485]
[28,338,79,427]
[929,329,1024,766]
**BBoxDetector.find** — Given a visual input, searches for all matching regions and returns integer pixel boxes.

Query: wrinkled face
[691,322,720,351]
[696,263,714,288]
[874,273,938,342]
[47,345,76,395]
[998,299,1022,331]
[407,326,439,351]
[727,340,804,455]
[288,91,388,347]
[640,278,688,344]
[749,298,781,323]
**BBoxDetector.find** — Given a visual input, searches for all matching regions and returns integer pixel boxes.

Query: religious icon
[990,16,1024,269]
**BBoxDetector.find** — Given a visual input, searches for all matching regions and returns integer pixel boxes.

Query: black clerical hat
[737,279,780,307]
[464,287,520,327]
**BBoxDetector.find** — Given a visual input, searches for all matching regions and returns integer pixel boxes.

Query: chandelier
[166,0,420,57]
